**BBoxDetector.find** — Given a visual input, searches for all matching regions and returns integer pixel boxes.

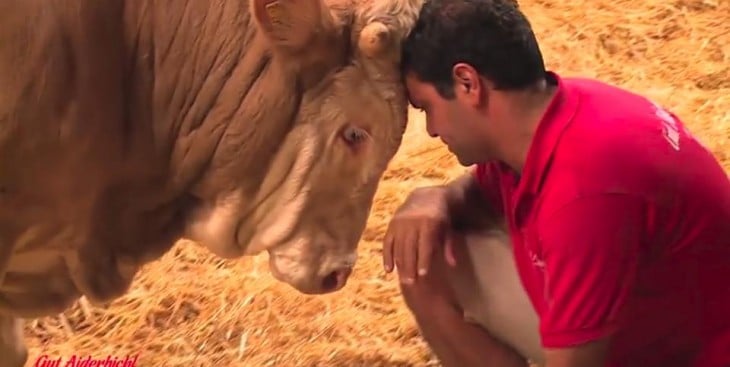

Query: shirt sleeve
[537,193,646,348]
[472,163,505,217]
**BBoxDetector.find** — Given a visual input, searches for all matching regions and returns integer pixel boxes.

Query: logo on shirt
[650,100,708,153]
[653,101,682,151]
[529,250,546,270]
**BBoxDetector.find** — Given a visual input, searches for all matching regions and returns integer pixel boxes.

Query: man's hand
[382,186,458,284]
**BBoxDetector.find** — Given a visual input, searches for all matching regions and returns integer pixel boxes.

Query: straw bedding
[23,0,729,366]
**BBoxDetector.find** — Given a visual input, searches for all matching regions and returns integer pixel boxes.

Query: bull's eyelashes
[341,125,369,147]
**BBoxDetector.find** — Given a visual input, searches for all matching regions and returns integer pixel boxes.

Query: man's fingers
[399,226,418,284]
[382,224,395,272]
[444,233,458,267]
[416,224,439,277]
[384,214,453,283]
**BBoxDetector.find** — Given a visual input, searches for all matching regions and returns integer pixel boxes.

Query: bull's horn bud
[358,21,391,58]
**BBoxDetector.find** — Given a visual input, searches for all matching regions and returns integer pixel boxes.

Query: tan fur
[0,0,423,364]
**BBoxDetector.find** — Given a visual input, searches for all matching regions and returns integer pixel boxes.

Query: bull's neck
[124,1,301,202]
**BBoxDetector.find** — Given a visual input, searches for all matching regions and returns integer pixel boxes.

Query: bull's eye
[341,125,368,146]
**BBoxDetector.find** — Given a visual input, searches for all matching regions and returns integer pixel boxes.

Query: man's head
[401,0,547,166]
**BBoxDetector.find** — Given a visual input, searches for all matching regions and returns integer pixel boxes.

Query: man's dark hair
[401,0,547,98]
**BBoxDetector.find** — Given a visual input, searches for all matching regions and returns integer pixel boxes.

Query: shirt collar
[517,71,581,195]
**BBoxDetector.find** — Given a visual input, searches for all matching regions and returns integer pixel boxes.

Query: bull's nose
[321,267,352,293]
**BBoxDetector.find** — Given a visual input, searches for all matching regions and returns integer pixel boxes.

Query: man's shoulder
[542,84,676,197]
[556,77,693,172]
[545,78,727,208]
[562,75,658,122]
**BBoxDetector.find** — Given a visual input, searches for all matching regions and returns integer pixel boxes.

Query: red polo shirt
[473,71,730,367]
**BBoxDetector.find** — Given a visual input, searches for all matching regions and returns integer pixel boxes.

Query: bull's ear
[252,0,349,87]
[252,0,338,53]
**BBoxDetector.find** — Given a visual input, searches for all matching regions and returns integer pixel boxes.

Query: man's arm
[543,339,611,367]
[412,296,532,367]
[399,169,530,367]
[387,166,528,367]
[441,166,505,232]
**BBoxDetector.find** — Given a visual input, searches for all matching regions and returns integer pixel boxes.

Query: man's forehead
[403,73,427,107]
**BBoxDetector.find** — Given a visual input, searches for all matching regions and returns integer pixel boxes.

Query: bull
[0,0,422,365]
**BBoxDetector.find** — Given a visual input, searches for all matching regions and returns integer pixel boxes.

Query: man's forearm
[441,170,503,232]
[415,301,529,367]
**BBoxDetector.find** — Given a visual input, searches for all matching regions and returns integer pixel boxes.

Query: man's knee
[0,316,27,367]
[399,229,544,363]
[456,230,545,365]
[398,249,459,317]
[399,272,450,314]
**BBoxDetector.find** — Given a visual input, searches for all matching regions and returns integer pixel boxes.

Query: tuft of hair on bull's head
[183,0,423,295]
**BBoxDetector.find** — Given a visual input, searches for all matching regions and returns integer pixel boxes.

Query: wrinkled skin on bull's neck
[0,0,422,318]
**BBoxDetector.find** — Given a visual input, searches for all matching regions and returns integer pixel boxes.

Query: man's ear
[252,0,340,53]
[452,63,483,107]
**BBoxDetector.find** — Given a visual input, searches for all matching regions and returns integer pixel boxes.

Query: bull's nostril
[321,271,339,291]
[321,267,352,292]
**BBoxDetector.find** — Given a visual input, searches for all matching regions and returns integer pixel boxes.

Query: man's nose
[425,119,439,137]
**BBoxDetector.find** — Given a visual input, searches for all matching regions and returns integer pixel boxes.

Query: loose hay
[23,0,729,366]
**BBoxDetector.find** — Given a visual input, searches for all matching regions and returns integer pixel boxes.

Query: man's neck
[496,79,558,174]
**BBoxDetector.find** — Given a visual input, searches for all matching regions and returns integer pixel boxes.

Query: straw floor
[23,0,729,366]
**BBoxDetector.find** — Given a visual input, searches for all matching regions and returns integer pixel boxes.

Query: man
[382,0,730,366]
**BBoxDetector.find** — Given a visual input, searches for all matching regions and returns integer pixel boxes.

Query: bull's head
[183,0,422,295]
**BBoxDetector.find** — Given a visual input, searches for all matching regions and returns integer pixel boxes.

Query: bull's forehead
[304,63,406,135]
[344,64,406,134]
[300,0,415,137]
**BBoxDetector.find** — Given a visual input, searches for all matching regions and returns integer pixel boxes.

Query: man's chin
[454,153,475,167]
[445,145,469,165]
